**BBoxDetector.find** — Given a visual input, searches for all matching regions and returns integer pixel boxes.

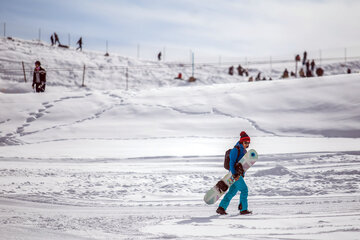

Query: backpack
[224,146,240,170]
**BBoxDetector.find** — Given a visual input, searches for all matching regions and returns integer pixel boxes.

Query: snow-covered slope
[1,37,359,92]
[0,37,360,239]
[0,37,248,91]
[1,72,360,158]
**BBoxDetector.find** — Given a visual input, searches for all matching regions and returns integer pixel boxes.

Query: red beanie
[240,131,250,143]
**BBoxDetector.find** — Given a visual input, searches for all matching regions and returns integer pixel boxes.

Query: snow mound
[253,165,295,177]
[0,82,32,94]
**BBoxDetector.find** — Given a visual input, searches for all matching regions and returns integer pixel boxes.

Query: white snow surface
[0,38,360,239]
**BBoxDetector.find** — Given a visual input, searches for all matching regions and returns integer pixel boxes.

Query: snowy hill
[0,37,360,239]
[0,37,249,92]
[1,37,359,93]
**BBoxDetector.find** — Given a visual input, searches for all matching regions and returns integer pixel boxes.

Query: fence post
[270,56,272,79]
[191,51,194,77]
[22,61,27,82]
[82,64,86,87]
[126,67,128,91]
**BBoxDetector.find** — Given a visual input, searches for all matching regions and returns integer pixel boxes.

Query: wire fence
[1,57,359,92]
[1,20,360,90]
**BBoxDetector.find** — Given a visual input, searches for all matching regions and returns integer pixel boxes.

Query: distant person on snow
[282,68,289,78]
[244,69,249,77]
[32,61,46,93]
[228,66,234,75]
[157,52,162,61]
[302,51,307,65]
[255,72,261,81]
[237,65,244,76]
[306,69,313,77]
[54,32,60,45]
[174,73,182,80]
[76,37,83,51]
[310,59,315,72]
[305,60,310,73]
[299,68,305,78]
[50,35,54,46]
[216,131,252,215]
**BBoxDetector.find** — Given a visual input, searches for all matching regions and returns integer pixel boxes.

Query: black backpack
[224,146,240,170]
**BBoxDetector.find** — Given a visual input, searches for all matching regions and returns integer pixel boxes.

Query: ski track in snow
[211,108,278,136]
[0,152,359,239]
[1,92,126,145]
[1,90,274,146]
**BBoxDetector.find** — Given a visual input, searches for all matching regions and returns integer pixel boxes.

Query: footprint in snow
[26,116,36,123]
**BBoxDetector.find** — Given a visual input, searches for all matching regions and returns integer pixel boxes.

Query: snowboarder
[76,37,83,51]
[216,131,252,215]
[32,61,46,93]
[157,52,162,61]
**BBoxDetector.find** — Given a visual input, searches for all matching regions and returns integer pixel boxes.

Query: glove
[235,163,245,177]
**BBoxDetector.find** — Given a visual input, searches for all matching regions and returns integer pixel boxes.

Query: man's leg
[35,84,41,93]
[235,177,248,211]
[219,183,238,210]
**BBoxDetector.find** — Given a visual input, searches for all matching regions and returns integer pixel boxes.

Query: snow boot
[240,210,252,215]
[216,207,227,215]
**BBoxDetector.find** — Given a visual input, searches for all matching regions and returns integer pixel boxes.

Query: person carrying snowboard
[216,131,252,215]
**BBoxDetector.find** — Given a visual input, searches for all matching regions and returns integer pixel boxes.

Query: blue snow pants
[219,176,248,211]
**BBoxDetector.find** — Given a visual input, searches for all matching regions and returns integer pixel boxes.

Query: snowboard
[204,149,258,205]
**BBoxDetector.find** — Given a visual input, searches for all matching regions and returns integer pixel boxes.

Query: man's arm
[229,148,238,175]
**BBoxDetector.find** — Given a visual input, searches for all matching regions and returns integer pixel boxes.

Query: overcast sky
[1,0,359,61]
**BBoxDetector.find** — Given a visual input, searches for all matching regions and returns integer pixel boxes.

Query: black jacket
[32,67,46,86]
